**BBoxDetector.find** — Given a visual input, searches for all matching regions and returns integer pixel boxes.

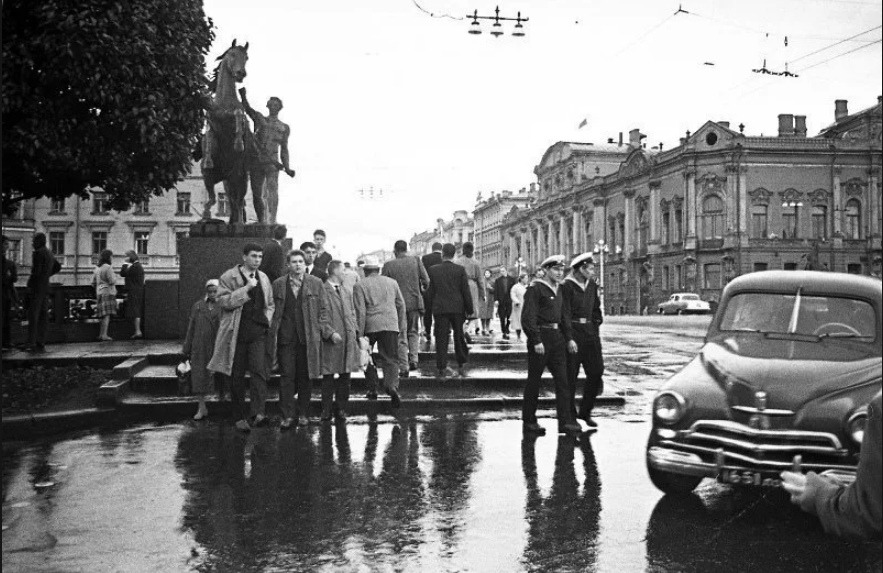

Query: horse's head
[218,39,249,83]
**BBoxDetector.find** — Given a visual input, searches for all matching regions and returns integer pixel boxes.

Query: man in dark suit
[426,243,473,379]
[26,232,58,352]
[300,241,328,282]
[259,225,287,283]
[421,242,444,340]
[493,266,517,340]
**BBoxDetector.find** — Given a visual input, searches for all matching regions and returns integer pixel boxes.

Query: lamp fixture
[467,5,528,37]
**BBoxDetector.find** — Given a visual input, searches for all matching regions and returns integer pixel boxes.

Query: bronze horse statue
[200,40,266,223]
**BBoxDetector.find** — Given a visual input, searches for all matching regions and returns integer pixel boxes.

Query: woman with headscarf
[183,279,222,420]
[93,249,117,341]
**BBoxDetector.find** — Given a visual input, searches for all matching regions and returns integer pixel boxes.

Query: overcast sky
[203,0,882,261]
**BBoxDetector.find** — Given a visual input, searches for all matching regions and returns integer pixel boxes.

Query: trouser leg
[229,341,250,421]
[396,329,409,372]
[580,335,605,417]
[321,374,335,416]
[406,310,420,364]
[451,314,468,366]
[294,343,312,416]
[336,373,351,411]
[37,294,49,346]
[546,335,575,427]
[423,296,433,337]
[433,314,451,370]
[2,297,11,346]
[278,344,296,419]
[522,345,546,424]
[375,331,400,393]
[365,332,380,394]
[27,291,43,345]
[499,307,511,335]
[246,336,269,417]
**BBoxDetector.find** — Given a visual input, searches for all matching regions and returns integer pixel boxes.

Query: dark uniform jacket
[421,251,443,271]
[521,279,572,348]
[493,275,516,310]
[426,260,473,316]
[561,276,603,336]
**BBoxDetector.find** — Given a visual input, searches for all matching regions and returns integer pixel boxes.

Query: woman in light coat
[93,249,117,341]
[509,273,528,341]
[183,279,222,420]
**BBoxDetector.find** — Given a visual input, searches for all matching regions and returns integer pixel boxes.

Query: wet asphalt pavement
[3,316,881,571]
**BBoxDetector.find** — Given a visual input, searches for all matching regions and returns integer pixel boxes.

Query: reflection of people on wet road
[782,391,882,540]
[521,434,601,569]
[561,253,605,429]
[183,279,222,420]
[521,255,581,436]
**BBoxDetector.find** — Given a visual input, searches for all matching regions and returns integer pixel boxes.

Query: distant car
[647,271,882,494]
[657,293,711,315]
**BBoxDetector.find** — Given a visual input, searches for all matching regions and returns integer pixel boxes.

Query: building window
[176,192,191,215]
[847,263,862,274]
[217,193,229,217]
[845,199,862,240]
[49,231,66,255]
[637,207,649,250]
[811,205,827,240]
[134,199,150,215]
[674,209,684,243]
[753,262,768,272]
[701,195,724,240]
[782,205,799,239]
[608,220,617,254]
[584,219,592,248]
[50,198,65,213]
[704,263,721,289]
[134,231,150,255]
[618,218,625,253]
[6,239,22,264]
[675,264,682,289]
[92,231,108,254]
[663,266,670,290]
[662,211,671,245]
[92,192,109,215]
[751,205,768,238]
[175,231,189,255]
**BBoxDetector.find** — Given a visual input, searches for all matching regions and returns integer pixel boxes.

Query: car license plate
[717,468,782,487]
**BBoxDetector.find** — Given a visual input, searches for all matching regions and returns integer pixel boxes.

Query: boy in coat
[207,243,275,432]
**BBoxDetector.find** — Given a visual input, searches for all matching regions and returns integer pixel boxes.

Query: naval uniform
[561,275,604,420]
[521,278,577,429]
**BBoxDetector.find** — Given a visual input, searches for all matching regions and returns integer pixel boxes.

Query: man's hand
[330,332,343,344]
[533,342,545,355]
[246,276,259,290]
[284,168,295,178]
[567,340,578,354]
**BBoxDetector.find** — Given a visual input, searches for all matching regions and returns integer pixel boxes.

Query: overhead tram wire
[610,13,677,58]
[410,0,464,20]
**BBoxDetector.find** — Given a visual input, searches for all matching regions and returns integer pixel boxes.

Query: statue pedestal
[177,221,286,336]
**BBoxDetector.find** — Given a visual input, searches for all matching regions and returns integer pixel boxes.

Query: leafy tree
[2,0,215,213]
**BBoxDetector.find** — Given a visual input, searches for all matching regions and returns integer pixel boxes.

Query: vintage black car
[647,270,882,494]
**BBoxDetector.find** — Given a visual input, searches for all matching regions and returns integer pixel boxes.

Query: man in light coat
[382,239,429,373]
[269,248,329,429]
[320,260,360,421]
[208,243,275,432]
[353,255,406,408]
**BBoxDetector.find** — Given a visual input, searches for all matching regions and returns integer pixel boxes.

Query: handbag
[176,360,192,395]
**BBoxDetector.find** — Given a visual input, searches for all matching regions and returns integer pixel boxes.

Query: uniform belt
[538,323,559,330]
[574,317,591,324]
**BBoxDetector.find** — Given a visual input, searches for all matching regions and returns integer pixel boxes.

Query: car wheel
[657,308,663,314]
[677,309,685,315]
[647,464,703,495]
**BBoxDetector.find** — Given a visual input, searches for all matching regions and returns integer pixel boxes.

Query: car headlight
[846,411,868,446]
[654,391,687,425]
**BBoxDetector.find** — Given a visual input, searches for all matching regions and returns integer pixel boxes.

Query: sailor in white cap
[520,255,582,436]
[561,252,604,429]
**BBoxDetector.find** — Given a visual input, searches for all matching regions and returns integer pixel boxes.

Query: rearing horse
[201,40,261,223]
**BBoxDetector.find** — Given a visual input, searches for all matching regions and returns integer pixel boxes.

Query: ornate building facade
[473,186,534,272]
[502,97,883,314]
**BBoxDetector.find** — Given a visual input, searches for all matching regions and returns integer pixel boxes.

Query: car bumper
[647,445,857,486]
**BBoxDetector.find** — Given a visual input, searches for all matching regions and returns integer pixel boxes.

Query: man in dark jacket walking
[493,267,516,340]
[561,253,604,429]
[421,242,444,340]
[425,243,473,379]
[26,232,58,352]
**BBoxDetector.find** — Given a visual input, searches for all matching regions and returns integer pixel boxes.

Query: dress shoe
[457,365,469,378]
[297,416,309,427]
[252,414,268,427]
[280,417,294,430]
[234,419,251,432]
[334,410,347,422]
[409,361,419,371]
[436,367,456,380]
[523,422,546,435]
[581,415,598,428]
[193,409,208,421]
[390,391,402,409]
[366,391,378,401]
[559,423,583,435]
[320,413,333,423]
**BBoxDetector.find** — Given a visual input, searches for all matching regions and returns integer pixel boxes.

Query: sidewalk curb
[1,408,118,440]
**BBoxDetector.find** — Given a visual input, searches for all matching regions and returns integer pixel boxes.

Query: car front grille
[664,419,855,471]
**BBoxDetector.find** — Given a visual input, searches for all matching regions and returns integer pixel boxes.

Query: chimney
[718,121,730,129]
[659,142,664,150]
[629,128,645,148]
[607,138,614,144]
[835,100,848,121]
[618,132,623,147]
[679,137,687,145]
[778,113,794,137]
[878,95,882,105]
[794,115,807,137]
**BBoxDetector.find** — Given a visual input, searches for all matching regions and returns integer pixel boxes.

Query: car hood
[700,341,882,413]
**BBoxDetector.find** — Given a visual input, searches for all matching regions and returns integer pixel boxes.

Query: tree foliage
[2,0,215,213]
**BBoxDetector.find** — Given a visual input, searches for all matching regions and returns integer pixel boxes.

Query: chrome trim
[731,405,794,416]
[686,419,844,449]
[659,440,857,471]
[686,431,845,455]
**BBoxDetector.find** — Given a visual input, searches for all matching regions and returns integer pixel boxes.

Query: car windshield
[719,292,876,339]
[681,294,700,301]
